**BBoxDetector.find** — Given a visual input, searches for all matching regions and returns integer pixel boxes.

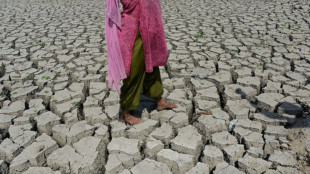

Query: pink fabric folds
[105,0,169,94]
[138,0,169,74]
[117,0,169,76]
[105,0,127,95]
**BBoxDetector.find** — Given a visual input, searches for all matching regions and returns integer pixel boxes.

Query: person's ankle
[156,97,165,105]
[122,110,131,116]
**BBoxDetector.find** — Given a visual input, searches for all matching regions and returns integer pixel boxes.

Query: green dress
[120,28,164,111]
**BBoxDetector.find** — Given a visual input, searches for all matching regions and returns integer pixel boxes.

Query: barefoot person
[105,0,177,125]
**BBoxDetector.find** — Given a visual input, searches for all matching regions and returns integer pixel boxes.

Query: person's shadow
[131,94,157,117]
[235,87,306,128]
[118,89,158,118]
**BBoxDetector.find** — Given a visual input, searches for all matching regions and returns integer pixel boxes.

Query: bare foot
[121,110,143,125]
[156,97,178,111]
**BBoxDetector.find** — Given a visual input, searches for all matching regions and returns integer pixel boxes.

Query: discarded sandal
[190,110,213,124]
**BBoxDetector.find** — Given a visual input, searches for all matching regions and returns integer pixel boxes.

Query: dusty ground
[0,0,310,173]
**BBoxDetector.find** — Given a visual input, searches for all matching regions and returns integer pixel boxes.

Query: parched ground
[0,0,310,173]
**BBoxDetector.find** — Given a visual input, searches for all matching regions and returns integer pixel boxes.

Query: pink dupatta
[105,0,127,95]
[105,0,169,95]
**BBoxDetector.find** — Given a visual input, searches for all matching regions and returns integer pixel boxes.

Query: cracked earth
[0,0,310,173]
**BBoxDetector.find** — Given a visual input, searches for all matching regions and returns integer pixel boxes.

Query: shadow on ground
[235,88,309,129]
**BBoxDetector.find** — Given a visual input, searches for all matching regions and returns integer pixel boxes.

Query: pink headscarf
[105,0,126,95]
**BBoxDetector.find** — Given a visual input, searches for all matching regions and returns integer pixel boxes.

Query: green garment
[120,28,164,111]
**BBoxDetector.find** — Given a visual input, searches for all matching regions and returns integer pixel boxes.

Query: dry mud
[0,0,309,173]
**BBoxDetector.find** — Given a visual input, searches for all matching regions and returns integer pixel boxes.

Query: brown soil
[287,116,310,173]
